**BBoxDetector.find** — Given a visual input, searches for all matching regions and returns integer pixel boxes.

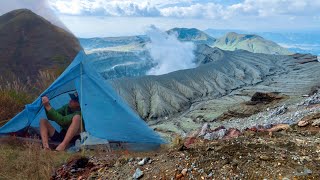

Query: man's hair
[69,92,79,102]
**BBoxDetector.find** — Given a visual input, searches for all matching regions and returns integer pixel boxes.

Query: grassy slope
[0,138,73,180]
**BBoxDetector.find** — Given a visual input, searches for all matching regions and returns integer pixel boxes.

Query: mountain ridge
[214,32,292,55]
[81,28,292,56]
[0,9,82,82]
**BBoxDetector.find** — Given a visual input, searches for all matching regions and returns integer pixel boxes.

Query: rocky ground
[52,91,320,180]
[51,121,320,180]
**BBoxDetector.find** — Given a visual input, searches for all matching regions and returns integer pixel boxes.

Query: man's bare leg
[40,119,55,149]
[55,115,81,151]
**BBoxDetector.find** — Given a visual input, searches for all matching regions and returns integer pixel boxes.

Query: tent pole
[80,63,85,155]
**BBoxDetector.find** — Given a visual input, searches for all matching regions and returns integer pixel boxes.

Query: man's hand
[42,96,51,111]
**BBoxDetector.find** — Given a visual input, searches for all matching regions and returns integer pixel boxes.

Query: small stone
[206,147,214,151]
[208,172,213,177]
[191,163,196,168]
[203,128,227,140]
[304,168,312,175]
[267,124,290,132]
[300,156,312,162]
[70,169,77,173]
[181,169,188,176]
[298,120,309,127]
[133,168,143,179]
[260,155,271,161]
[292,155,299,160]
[138,160,145,166]
[138,157,150,166]
[312,119,320,126]
[198,123,210,136]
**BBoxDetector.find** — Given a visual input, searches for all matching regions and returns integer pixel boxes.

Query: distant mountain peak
[215,31,292,55]
[167,27,216,45]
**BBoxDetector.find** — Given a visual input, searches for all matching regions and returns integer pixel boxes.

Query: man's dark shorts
[50,129,80,144]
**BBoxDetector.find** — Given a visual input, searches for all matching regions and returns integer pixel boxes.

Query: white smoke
[0,0,67,30]
[146,25,196,75]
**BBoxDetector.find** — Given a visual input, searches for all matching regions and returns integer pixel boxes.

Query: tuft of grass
[0,90,33,121]
[0,138,74,180]
[33,70,58,93]
[0,69,59,125]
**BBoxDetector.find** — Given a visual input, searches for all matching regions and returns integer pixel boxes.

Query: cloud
[49,0,161,16]
[161,3,226,19]
[161,0,320,19]
[0,0,67,30]
[146,25,196,75]
[228,0,320,17]
[48,0,320,20]
[41,0,320,37]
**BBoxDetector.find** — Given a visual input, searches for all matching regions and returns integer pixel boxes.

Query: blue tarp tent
[0,51,165,146]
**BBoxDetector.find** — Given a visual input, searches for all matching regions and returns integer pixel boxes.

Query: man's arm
[42,96,77,127]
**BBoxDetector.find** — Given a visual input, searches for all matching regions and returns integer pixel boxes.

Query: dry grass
[0,68,73,179]
[0,90,33,121]
[0,70,58,126]
[0,138,74,180]
[34,70,58,94]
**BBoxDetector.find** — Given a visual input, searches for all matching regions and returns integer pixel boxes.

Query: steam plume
[146,25,196,75]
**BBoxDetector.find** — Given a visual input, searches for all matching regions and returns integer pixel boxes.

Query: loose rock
[298,120,309,127]
[133,168,143,179]
[181,169,188,176]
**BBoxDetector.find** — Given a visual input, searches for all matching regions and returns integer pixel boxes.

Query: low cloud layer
[48,0,320,20]
[146,26,196,75]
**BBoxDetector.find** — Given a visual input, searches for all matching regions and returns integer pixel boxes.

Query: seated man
[40,92,82,151]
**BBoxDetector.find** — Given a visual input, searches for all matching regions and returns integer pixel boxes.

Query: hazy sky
[1,0,319,37]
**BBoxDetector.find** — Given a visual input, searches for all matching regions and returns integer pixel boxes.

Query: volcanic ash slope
[109,46,316,121]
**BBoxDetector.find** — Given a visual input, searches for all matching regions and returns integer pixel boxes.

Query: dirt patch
[51,125,320,179]
[247,92,284,105]
[216,92,287,121]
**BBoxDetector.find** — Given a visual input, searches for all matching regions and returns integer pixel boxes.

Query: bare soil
[52,124,320,180]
